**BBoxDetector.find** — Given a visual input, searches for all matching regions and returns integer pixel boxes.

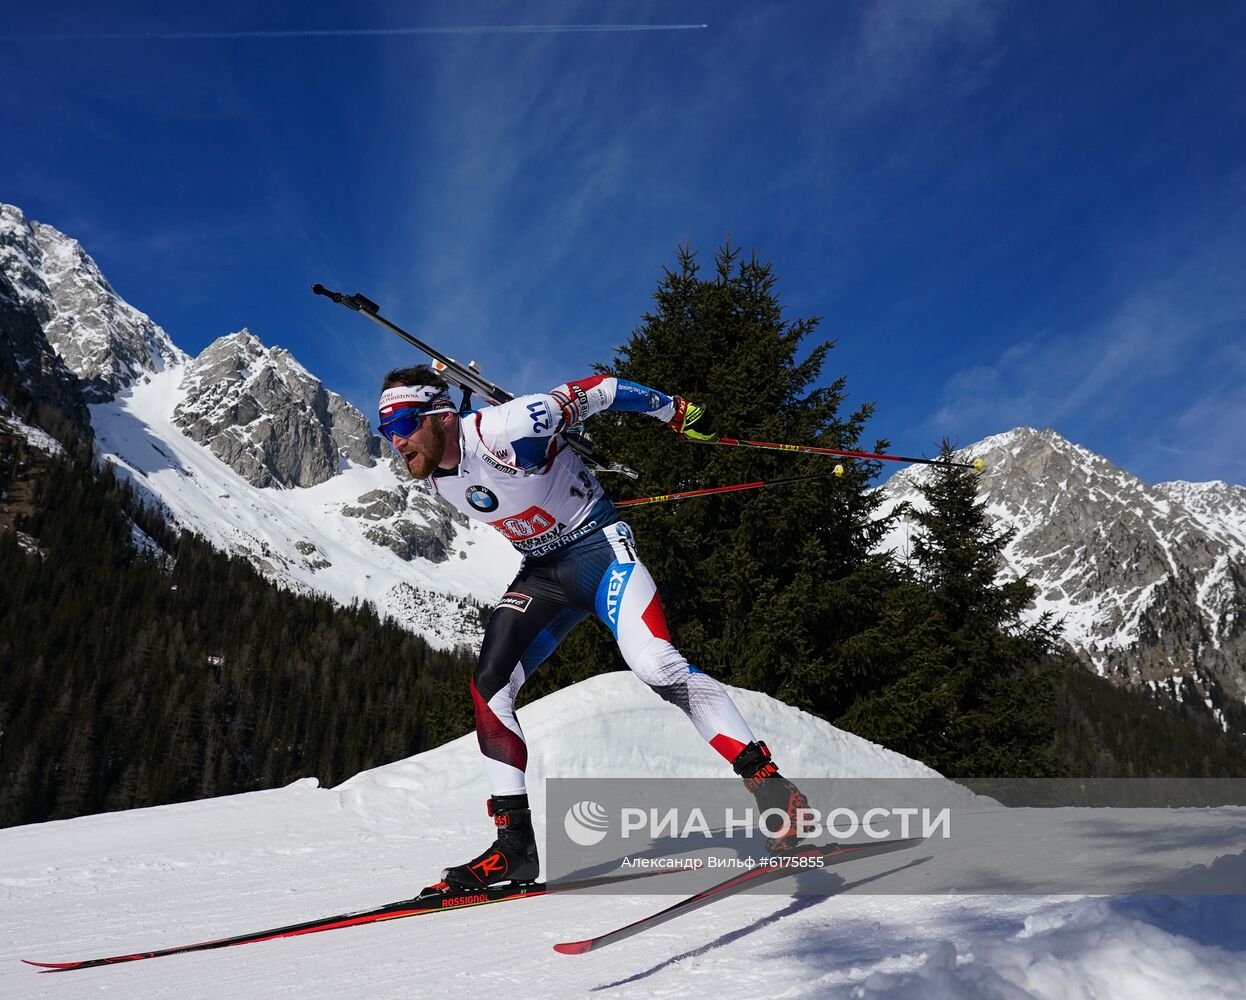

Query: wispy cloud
[1161,343,1246,480]
[856,0,1005,104]
[931,238,1246,482]
[934,291,1195,429]
[372,0,1014,397]
[378,18,693,387]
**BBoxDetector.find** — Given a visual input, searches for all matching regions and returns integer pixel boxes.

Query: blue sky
[3,1,1245,485]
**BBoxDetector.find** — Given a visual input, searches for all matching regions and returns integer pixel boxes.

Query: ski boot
[732,741,810,854]
[442,793,541,889]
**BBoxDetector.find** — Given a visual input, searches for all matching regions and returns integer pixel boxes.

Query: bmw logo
[466,485,499,512]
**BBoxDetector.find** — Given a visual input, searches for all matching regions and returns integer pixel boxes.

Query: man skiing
[377,366,808,890]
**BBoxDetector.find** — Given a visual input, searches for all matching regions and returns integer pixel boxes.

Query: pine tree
[838,442,1063,777]
[530,243,899,722]
[0,444,481,827]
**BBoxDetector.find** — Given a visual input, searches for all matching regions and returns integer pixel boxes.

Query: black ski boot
[442,793,541,889]
[732,741,810,854]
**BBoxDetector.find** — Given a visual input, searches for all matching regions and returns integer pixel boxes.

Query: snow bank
[3,674,1244,999]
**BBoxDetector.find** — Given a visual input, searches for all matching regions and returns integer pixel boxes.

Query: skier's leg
[590,523,756,760]
[588,522,810,852]
[472,588,585,795]
[445,582,584,889]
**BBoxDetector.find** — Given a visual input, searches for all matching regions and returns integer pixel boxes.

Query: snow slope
[3,674,1244,999]
[89,364,520,648]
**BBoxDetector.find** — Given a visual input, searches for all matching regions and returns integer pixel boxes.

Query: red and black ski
[553,837,924,955]
[22,865,689,973]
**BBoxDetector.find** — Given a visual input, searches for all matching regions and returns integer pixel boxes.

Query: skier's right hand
[667,397,718,442]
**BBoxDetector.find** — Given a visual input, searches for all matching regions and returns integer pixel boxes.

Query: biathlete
[377,367,809,888]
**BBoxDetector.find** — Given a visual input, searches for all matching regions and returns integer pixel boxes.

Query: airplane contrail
[16,24,710,42]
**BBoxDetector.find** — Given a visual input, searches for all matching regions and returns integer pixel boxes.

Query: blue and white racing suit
[428,375,757,794]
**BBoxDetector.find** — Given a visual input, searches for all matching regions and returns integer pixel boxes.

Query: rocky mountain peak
[0,204,185,399]
[952,426,1128,489]
[3,201,512,649]
[880,427,1246,723]
[0,204,54,319]
[173,330,379,489]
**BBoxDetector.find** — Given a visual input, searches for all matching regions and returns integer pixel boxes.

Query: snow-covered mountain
[6,202,1244,689]
[172,330,377,489]
[88,362,518,647]
[4,673,1243,999]
[0,204,518,649]
[879,428,1246,718]
[0,204,184,400]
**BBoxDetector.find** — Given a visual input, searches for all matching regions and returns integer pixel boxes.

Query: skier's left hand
[668,397,718,442]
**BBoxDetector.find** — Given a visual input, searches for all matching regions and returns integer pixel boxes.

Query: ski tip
[553,940,593,956]
[22,959,75,971]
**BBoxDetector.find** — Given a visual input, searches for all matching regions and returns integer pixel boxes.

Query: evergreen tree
[529,243,899,722]
[838,442,1063,777]
[0,442,480,827]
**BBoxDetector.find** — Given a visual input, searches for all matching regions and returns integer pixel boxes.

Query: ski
[311,283,637,479]
[553,837,924,955]
[23,864,689,973]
